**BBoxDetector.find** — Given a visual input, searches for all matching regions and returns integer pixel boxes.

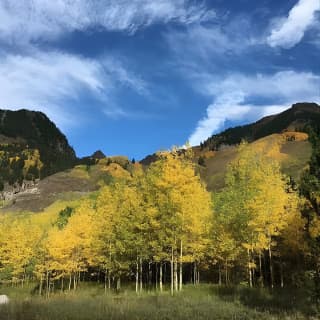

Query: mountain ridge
[140,102,319,165]
[200,102,320,151]
[0,108,77,188]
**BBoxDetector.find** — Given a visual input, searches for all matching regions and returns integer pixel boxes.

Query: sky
[0,0,319,160]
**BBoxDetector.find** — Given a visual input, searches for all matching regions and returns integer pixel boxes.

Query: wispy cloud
[0,0,215,44]
[267,0,320,48]
[189,71,320,145]
[0,50,147,129]
[166,17,257,67]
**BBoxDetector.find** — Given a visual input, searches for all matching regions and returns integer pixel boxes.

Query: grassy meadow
[0,284,318,320]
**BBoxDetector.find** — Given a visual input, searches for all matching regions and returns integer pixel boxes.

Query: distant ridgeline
[0,109,76,190]
[201,103,320,151]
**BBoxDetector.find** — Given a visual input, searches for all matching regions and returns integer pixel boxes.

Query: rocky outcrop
[0,180,39,201]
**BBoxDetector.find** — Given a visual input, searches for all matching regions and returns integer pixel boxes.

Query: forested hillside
[0,109,76,190]
[200,102,320,151]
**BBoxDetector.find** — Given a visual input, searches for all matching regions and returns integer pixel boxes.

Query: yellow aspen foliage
[94,182,144,277]
[0,217,42,284]
[146,150,212,263]
[45,200,96,280]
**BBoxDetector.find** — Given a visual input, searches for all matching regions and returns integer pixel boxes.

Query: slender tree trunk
[21,272,24,288]
[104,269,107,294]
[225,259,228,285]
[248,249,252,288]
[148,262,152,289]
[136,260,139,293]
[108,270,111,290]
[73,273,77,291]
[140,257,143,292]
[39,275,43,296]
[218,264,222,286]
[193,262,197,285]
[116,277,121,291]
[68,274,72,291]
[174,257,178,291]
[61,276,64,293]
[280,259,284,288]
[179,240,183,291]
[46,271,49,299]
[171,247,174,296]
[197,270,200,284]
[155,262,158,291]
[269,245,274,289]
[159,262,163,292]
[259,253,264,287]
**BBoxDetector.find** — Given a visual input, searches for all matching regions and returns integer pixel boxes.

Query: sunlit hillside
[1,157,140,213]
[197,131,311,190]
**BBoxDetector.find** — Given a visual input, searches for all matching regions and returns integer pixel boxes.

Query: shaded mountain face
[0,109,76,187]
[201,102,320,151]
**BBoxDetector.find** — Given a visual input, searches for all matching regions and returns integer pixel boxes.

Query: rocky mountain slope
[0,109,77,193]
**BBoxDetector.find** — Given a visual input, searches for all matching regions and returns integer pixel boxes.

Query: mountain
[0,109,76,189]
[200,102,320,151]
[1,102,317,212]
[141,102,319,166]
[197,131,311,191]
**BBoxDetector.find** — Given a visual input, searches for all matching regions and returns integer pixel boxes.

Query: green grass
[0,284,318,320]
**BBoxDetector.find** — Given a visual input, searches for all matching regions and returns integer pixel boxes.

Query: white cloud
[267,0,320,48]
[166,19,256,66]
[0,0,215,44]
[0,50,146,129]
[189,71,320,145]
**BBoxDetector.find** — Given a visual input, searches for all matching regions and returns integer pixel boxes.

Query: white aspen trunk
[116,277,121,291]
[155,263,158,291]
[73,273,77,291]
[171,247,174,296]
[39,275,43,296]
[280,256,284,288]
[248,249,252,288]
[68,273,72,291]
[46,271,50,299]
[259,253,264,287]
[179,240,183,291]
[104,269,107,294]
[136,260,139,293]
[269,244,274,289]
[159,262,163,292]
[148,262,151,289]
[140,257,143,292]
[174,258,178,291]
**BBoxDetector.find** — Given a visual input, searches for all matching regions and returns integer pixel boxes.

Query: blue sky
[0,0,319,160]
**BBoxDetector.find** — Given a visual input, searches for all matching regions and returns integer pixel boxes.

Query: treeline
[0,140,319,299]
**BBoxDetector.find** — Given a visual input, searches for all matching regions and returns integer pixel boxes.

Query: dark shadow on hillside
[213,285,318,317]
